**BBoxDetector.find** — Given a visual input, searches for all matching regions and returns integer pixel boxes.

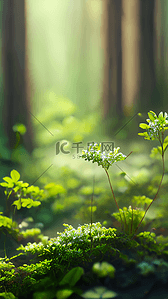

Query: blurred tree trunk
[102,0,162,123]
[122,0,140,117]
[138,0,159,114]
[102,0,123,120]
[2,0,34,153]
[153,0,168,112]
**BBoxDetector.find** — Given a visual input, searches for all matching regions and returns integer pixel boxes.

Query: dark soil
[70,248,168,299]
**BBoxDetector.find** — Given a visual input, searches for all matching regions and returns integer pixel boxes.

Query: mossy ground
[1,223,168,298]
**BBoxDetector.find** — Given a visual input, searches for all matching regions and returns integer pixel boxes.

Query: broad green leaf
[88,206,97,213]
[92,262,116,279]
[0,182,13,188]
[148,111,157,121]
[2,177,13,184]
[21,198,41,208]
[14,181,24,190]
[26,186,40,193]
[158,146,163,154]
[12,198,41,210]
[138,132,150,139]
[164,136,168,143]
[164,112,168,119]
[158,112,164,120]
[163,143,168,152]
[0,292,17,299]
[13,186,20,192]
[12,199,22,210]
[31,200,41,207]
[56,289,73,299]
[12,123,27,135]
[0,215,13,228]
[163,136,168,151]
[82,287,118,298]
[21,198,34,208]
[59,267,84,287]
[139,123,149,129]
[21,183,29,187]
[10,170,20,183]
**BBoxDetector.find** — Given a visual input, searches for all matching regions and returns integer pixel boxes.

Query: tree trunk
[2,0,34,153]
[138,0,158,113]
[102,0,123,120]
[121,0,140,117]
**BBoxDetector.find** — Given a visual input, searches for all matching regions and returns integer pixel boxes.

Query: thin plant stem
[132,135,165,239]
[131,205,134,235]
[3,233,7,259]
[105,168,120,211]
[90,175,95,254]
[6,189,12,217]
[104,168,125,230]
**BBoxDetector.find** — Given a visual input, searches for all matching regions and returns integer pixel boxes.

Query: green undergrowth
[1,111,168,298]
[1,222,168,298]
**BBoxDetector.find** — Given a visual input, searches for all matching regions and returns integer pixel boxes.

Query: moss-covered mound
[1,222,168,299]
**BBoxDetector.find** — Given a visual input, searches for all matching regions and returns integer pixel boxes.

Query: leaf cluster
[81,110,168,237]
[0,170,48,250]
[81,143,127,170]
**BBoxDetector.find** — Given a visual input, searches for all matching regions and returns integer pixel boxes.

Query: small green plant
[81,111,168,238]
[0,170,47,257]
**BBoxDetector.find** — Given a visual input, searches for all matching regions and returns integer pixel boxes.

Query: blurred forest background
[1,0,168,255]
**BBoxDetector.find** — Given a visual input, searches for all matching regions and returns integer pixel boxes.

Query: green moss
[1,222,168,298]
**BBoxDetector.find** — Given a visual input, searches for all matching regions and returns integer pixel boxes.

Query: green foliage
[138,111,168,144]
[112,206,146,235]
[1,219,168,297]
[136,261,155,276]
[92,261,116,279]
[12,123,27,135]
[0,292,17,298]
[33,92,98,147]
[19,228,41,239]
[2,110,168,297]
[0,213,18,230]
[44,183,66,197]
[0,170,49,254]
[81,110,168,237]
[66,178,80,189]
[58,266,84,287]
[131,195,153,209]
[82,287,118,299]
[52,194,83,213]
[81,143,127,171]
[0,170,44,211]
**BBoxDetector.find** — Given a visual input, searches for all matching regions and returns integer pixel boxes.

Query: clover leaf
[12,198,41,210]
[10,170,20,182]
[0,169,21,189]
